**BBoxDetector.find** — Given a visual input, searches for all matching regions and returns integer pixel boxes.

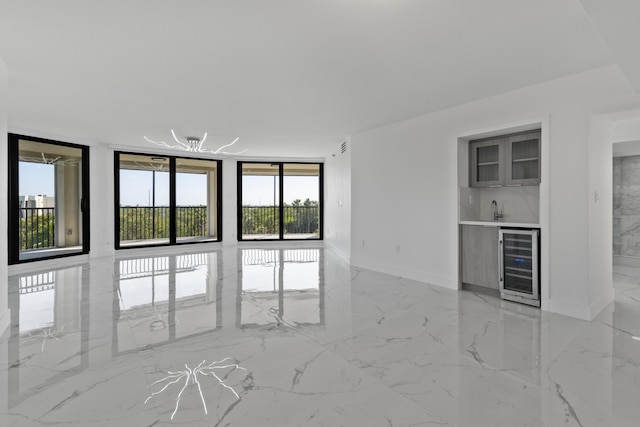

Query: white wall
[588,114,615,318]
[89,144,115,258]
[0,57,9,336]
[324,139,351,261]
[222,158,238,244]
[350,65,640,320]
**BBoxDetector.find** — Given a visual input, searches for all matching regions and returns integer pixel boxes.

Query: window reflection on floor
[239,248,324,328]
[10,267,87,408]
[114,252,219,353]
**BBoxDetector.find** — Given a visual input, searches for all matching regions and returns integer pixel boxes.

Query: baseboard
[324,241,350,263]
[350,256,456,290]
[613,255,640,268]
[547,298,592,321]
[461,282,500,299]
[589,288,614,320]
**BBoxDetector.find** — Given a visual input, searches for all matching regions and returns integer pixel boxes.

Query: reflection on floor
[1,245,640,426]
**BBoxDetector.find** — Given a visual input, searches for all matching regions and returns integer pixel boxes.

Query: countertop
[459,220,540,228]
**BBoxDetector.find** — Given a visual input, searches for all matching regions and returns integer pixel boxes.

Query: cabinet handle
[498,239,503,285]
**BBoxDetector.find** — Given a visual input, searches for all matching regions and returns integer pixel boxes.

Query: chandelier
[143,129,247,155]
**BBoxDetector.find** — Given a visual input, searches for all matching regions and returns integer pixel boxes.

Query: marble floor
[0,245,639,426]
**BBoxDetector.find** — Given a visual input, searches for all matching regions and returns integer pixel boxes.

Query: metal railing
[242,206,279,235]
[242,205,318,235]
[119,206,209,241]
[20,207,55,250]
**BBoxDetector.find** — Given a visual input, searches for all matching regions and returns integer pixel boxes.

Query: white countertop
[459,220,540,228]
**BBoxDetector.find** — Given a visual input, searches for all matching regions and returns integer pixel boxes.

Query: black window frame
[114,151,223,250]
[237,161,324,241]
[8,133,91,265]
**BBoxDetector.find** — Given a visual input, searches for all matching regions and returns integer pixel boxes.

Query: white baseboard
[613,255,640,268]
[589,288,615,320]
[324,241,350,263]
[547,298,593,321]
[350,256,456,290]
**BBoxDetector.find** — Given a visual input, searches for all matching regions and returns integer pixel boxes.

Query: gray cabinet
[461,225,499,289]
[469,130,541,187]
[469,138,505,187]
[505,131,541,186]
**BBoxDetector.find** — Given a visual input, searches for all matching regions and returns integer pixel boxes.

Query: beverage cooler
[498,229,540,307]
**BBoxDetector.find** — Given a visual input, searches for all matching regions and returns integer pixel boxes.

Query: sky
[19,162,320,206]
[19,162,55,196]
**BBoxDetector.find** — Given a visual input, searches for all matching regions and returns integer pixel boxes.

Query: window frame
[8,133,91,265]
[236,161,324,241]
[114,151,223,250]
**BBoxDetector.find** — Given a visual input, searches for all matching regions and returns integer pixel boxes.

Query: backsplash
[613,156,640,257]
[459,186,539,224]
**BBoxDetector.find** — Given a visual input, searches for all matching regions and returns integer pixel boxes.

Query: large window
[115,152,221,248]
[8,134,90,264]
[238,162,322,241]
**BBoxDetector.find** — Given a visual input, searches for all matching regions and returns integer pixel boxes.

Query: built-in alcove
[456,118,548,309]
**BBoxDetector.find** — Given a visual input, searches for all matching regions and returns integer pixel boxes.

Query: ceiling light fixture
[143,129,247,155]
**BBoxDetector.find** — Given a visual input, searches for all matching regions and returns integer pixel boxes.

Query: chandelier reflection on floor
[143,130,248,155]
[145,357,247,420]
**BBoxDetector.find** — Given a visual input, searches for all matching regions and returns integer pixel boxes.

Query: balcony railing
[242,205,319,235]
[20,207,55,250]
[19,205,318,248]
[119,206,209,241]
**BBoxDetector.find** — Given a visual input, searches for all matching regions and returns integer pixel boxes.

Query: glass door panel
[469,138,504,187]
[476,145,500,182]
[175,158,219,243]
[283,164,320,240]
[118,154,170,246]
[12,137,88,263]
[499,229,540,307]
[510,138,539,181]
[240,163,280,240]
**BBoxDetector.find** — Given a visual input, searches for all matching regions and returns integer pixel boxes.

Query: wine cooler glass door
[499,229,539,303]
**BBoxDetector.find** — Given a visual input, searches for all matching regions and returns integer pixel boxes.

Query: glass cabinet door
[469,139,505,187]
[505,131,541,185]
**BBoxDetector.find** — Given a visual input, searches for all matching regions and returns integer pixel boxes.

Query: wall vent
[341,141,347,154]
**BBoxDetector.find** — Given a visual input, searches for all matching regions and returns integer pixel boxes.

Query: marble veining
[613,156,640,257]
[1,245,639,426]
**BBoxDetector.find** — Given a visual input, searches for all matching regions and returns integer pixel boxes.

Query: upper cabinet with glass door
[469,138,505,187]
[469,130,540,187]
[505,131,541,186]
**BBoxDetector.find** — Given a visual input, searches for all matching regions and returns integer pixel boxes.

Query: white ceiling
[0,0,633,158]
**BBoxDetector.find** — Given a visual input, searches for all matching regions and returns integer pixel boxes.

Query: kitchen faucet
[491,200,503,221]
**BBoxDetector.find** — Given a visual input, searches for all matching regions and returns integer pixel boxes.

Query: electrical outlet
[395,244,400,253]
[67,229,72,235]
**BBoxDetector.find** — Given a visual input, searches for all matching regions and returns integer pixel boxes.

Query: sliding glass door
[115,152,221,249]
[238,162,322,241]
[175,158,220,242]
[239,163,280,240]
[8,134,90,264]
[283,164,321,240]
[117,154,170,246]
